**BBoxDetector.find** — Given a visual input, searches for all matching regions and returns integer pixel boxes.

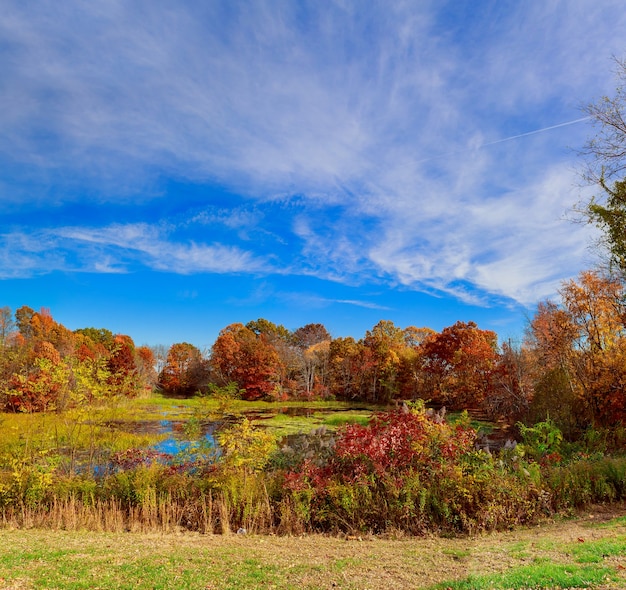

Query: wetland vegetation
[1,302,626,543]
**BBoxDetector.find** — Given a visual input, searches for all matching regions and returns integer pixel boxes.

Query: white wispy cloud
[0,1,624,308]
[0,223,268,278]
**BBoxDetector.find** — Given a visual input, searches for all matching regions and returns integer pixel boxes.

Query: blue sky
[1,0,625,350]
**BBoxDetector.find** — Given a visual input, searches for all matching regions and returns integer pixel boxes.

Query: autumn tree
[292,323,331,348]
[105,335,137,395]
[561,270,626,426]
[360,320,406,403]
[158,342,207,396]
[290,323,332,398]
[74,327,115,350]
[328,336,364,400]
[12,307,76,357]
[246,318,291,342]
[397,327,436,398]
[484,341,534,423]
[4,327,69,413]
[418,321,499,410]
[246,318,299,396]
[5,357,70,412]
[135,345,158,391]
[298,340,331,399]
[525,299,579,434]
[29,307,55,342]
[526,270,626,430]
[210,324,283,400]
[324,322,422,403]
[2,308,160,408]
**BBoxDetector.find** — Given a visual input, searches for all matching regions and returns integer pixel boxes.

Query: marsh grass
[262,409,372,436]
[0,493,216,534]
[128,395,374,415]
[0,407,168,477]
[0,397,371,476]
[322,412,371,428]
[0,467,286,536]
[119,396,377,438]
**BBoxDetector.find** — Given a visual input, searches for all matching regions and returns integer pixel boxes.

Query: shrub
[283,408,501,533]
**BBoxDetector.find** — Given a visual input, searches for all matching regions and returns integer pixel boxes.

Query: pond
[110,418,219,454]
[111,404,373,460]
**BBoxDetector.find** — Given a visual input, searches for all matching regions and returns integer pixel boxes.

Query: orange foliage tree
[527,270,626,428]
[1,307,155,411]
[210,323,283,400]
[417,321,499,410]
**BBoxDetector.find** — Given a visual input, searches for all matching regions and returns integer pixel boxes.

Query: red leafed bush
[281,409,488,534]
[284,409,477,496]
[333,410,475,481]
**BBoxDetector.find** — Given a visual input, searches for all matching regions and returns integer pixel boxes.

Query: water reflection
[151,419,218,455]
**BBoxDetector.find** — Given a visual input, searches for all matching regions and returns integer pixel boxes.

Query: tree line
[2,267,626,437]
[142,267,626,433]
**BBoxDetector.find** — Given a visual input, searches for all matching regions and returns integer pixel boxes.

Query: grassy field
[1,506,625,589]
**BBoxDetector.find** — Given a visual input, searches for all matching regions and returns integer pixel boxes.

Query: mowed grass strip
[432,562,617,590]
[0,507,625,590]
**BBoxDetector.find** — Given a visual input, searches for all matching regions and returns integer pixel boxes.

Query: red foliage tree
[210,323,282,400]
[158,342,206,396]
[106,334,140,396]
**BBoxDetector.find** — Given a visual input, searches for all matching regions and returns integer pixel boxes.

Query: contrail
[479,116,591,147]
[415,116,590,164]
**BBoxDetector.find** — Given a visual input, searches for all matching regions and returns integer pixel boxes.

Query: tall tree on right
[581,57,626,274]
[526,270,626,430]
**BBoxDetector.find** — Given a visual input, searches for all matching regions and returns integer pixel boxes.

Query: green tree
[588,178,626,273]
[15,305,35,340]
